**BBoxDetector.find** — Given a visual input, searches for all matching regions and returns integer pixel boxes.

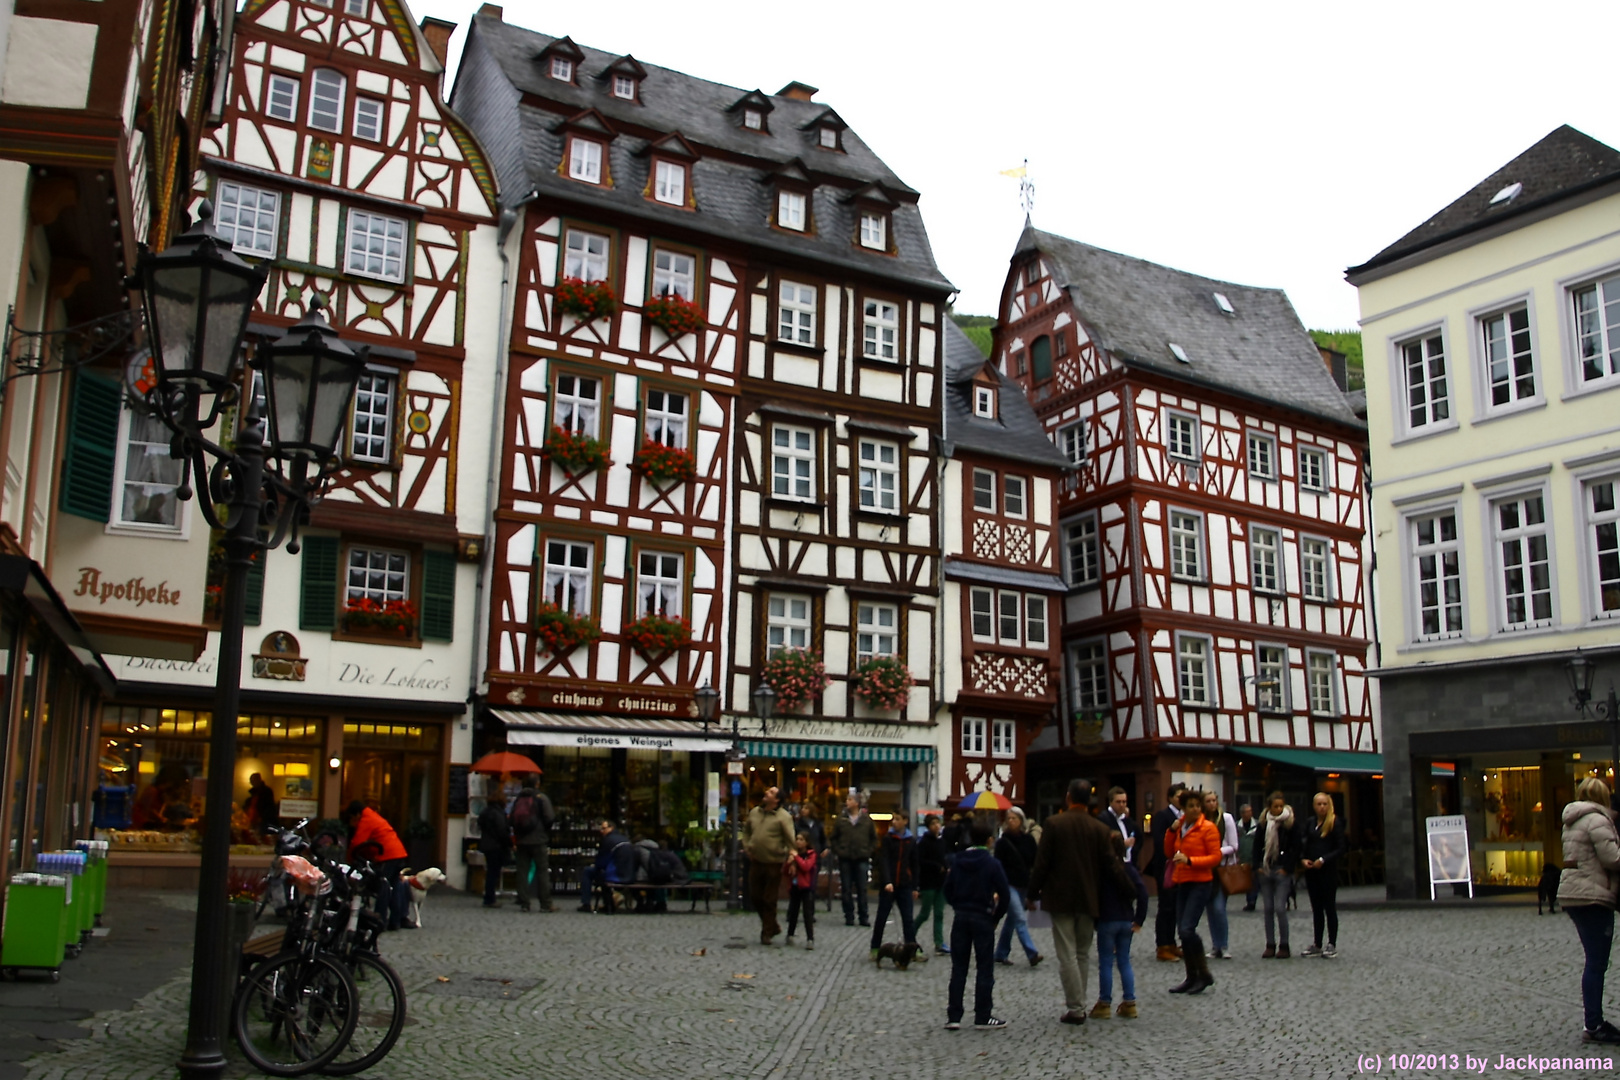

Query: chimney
[1317,345,1348,392]
[420,17,455,68]
[477,3,502,20]
[777,81,818,101]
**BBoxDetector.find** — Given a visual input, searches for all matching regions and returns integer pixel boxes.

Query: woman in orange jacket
[1164,789,1222,994]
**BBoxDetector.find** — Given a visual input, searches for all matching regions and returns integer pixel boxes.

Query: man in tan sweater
[743,786,797,944]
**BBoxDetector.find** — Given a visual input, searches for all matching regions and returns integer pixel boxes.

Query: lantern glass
[1569,654,1598,701]
[140,202,264,391]
[752,681,775,721]
[695,683,720,723]
[259,302,367,464]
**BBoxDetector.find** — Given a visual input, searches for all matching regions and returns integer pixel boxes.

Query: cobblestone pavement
[12,886,1616,1080]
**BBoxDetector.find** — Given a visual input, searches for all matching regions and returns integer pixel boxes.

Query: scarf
[1262,806,1294,869]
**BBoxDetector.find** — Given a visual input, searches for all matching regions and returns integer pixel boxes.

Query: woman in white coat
[1202,790,1240,959]
[1559,777,1620,1044]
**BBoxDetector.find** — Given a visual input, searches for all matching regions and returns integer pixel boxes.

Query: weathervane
[1000,158,1035,220]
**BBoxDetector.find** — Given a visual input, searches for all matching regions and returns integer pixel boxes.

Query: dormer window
[778,190,806,231]
[550,56,574,81]
[568,137,603,183]
[653,160,686,205]
[612,74,636,99]
[974,386,996,418]
[744,109,763,131]
[819,126,838,149]
[859,212,886,251]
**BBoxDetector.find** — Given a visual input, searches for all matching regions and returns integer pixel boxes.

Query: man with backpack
[509,776,556,913]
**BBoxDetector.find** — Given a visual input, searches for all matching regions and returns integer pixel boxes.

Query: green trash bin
[2,874,68,980]
[45,852,89,948]
[73,841,107,925]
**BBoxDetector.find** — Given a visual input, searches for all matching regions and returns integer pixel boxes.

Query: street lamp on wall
[1566,649,1619,811]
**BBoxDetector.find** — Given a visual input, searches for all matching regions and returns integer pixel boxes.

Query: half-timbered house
[998,228,1377,829]
[452,6,954,837]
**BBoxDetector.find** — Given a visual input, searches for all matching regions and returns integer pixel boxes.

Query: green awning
[742,740,935,764]
[1238,747,1384,775]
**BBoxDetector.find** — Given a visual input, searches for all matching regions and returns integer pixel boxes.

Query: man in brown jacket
[743,786,797,945]
[1029,778,1132,1025]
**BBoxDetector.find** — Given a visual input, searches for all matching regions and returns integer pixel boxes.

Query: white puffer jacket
[1558,800,1620,908]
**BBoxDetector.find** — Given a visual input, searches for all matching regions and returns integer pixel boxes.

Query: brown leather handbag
[1216,863,1253,897]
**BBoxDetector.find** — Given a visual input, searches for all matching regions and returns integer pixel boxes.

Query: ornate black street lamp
[696,680,775,909]
[1567,650,1620,810]
[134,202,368,1080]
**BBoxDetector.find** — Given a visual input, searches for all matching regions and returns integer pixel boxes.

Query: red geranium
[542,425,612,474]
[632,439,697,485]
[622,613,692,654]
[644,292,705,337]
[555,277,617,321]
[758,648,830,713]
[536,602,601,656]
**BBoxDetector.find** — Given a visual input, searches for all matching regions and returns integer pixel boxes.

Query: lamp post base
[177,1049,228,1080]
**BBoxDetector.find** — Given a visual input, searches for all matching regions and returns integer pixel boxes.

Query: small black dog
[875,942,923,970]
[1539,863,1561,915]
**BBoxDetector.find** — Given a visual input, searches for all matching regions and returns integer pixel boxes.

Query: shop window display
[1471,764,1547,887]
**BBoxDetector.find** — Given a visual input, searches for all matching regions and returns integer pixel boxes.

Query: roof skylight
[1169,343,1190,364]
[1213,292,1235,315]
[1489,181,1523,206]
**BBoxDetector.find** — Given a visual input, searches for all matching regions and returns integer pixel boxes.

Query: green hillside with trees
[950,313,995,357]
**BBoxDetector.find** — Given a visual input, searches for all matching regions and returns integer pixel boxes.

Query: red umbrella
[470,750,542,775]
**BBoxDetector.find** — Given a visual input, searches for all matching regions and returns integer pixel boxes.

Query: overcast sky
[419,0,1620,329]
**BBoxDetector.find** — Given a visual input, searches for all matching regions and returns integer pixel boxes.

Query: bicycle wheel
[233,951,358,1077]
[321,953,406,1075]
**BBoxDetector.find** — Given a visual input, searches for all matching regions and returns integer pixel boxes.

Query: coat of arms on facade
[1074,710,1107,753]
[251,632,306,682]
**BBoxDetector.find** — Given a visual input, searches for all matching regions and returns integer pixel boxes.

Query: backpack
[510,794,538,834]
[646,848,688,885]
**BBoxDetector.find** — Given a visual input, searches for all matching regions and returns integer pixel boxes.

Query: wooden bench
[605,881,718,913]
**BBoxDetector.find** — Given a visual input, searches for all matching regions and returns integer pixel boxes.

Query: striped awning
[742,740,935,764]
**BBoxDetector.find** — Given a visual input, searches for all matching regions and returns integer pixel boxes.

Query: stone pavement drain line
[752,929,865,1080]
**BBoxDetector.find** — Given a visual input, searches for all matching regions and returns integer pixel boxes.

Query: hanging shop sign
[492,681,695,717]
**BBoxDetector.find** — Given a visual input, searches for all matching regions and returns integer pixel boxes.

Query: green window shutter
[243,548,266,627]
[420,549,456,642]
[298,536,339,631]
[59,372,122,522]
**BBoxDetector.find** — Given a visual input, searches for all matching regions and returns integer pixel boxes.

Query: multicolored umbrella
[470,750,542,775]
[957,790,1013,811]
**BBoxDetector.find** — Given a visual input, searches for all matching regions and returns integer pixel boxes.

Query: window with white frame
[652,249,694,300]
[818,126,838,149]
[997,591,1021,645]
[1574,274,1620,384]
[1298,447,1328,493]
[653,161,685,205]
[352,97,383,142]
[344,0,366,14]
[972,469,995,512]
[991,719,1015,758]
[969,587,994,641]
[1481,306,1536,407]
[1056,422,1085,465]
[266,73,298,121]
[308,69,344,132]
[859,213,886,250]
[564,229,610,281]
[857,440,899,513]
[855,602,897,662]
[347,546,408,606]
[1167,412,1199,461]
[348,371,394,463]
[612,73,636,99]
[961,717,986,756]
[1300,536,1330,602]
[974,386,995,418]
[1025,595,1047,646]
[345,210,406,281]
[1250,526,1282,594]
[1255,644,1287,712]
[1003,475,1026,518]
[113,407,185,531]
[771,425,815,500]
[1495,493,1553,629]
[766,594,810,655]
[778,281,815,345]
[636,551,682,617]
[743,108,763,130]
[1411,509,1462,639]
[863,299,898,360]
[214,182,279,256]
[543,539,592,614]
[552,373,600,437]
[549,55,573,81]
[1177,635,1211,705]
[643,389,686,448]
[1170,510,1203,580]
[1306,651,1337,716]
[568,137,603,183]
[1401,332,1450,431]
[777,190,805,230]
[1247,433,1276,480]
[1589,479,1620,617]
[1072,642,1109,710]
[1065,515,1099,587]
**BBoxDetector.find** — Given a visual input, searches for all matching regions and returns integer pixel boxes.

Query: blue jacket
[1098,860,1149,926]
[943,846,1009,920]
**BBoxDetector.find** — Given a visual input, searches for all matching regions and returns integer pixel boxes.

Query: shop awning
[742,740,935,764]
[1239,747,1384,775]
[490,710,733,753]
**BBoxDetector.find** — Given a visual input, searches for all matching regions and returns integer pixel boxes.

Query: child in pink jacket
[784,832,819,950]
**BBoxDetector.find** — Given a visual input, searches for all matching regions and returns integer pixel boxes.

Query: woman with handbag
[1202,790,1241,959]
[1558,777,1620,1043]
[1299,792,1348,958]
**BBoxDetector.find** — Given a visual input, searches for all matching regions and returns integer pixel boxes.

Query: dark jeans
[1155,882,1179,946]
[786,884,816,940]
[870,887,916,948]
[579,864,619,909]
[948,911,997,1024]
[749,858,784,939]
[1175,879,1212,950]
[839,857,870,923]
[480,850,506,907]
[515,844,551,910]
[376,857,409,929]
[1569,904,1615,1030]
[1305,870,1339,946]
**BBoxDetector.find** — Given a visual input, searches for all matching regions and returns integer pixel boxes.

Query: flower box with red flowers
[343,598,418,636]
[622,612,692,655]
[644,292,705,337]
[758,647,831,713]
[554,277,618,322]
[535,602,601,656]
[631,439,697,485]
[852,656,914,712]
[542,425,612,475]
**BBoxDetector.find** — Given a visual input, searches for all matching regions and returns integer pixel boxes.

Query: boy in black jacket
[943,821,1010,1031]
[915,815,950,955]
[871,813,922,960]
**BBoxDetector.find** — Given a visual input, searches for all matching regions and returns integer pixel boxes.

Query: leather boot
[1167,949,1197,993]
[1186,940,1214,994]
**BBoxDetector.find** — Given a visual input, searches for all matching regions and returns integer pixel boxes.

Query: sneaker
[912,950,928,964]
[858,919,870,927]
[1276,945,1291,959]
[975,1017,1010,1030]
[1211,948,1231,959]
[1584,1021,1620,1044]
[935,944,951,956]
[1029,953,1044,967]
[1261,945,1276,959]
[786,934,797,944]
[1299,944,1322,958]
[845,919,855,927]
[805,939,815,951]
[871,948,881,961]
[995,957,1013,966]
[944,1021,961,1031]
[1116,1000,1138,1019]
[1322,943,1337,959]
[1088,1000,1111,1019]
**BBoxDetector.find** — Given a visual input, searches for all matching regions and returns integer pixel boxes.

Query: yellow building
[1348,125,1620,898]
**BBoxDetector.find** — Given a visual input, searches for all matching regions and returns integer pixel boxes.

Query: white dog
[400,867,445,928]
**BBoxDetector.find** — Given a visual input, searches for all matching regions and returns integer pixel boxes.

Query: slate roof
[450,14,952,294]
[1019,228,1362,428]
[1348,126,1620,279]
[941,319,1072,470]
